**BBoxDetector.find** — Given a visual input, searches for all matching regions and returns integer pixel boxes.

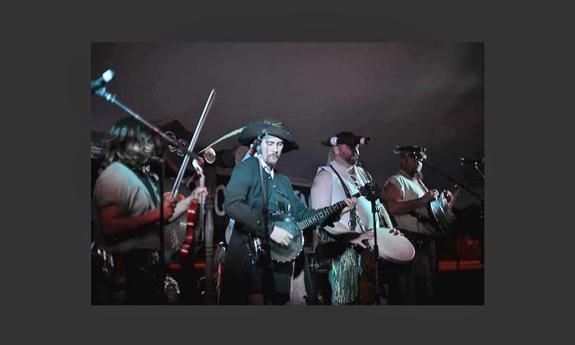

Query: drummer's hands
[270,226,293,247]
[341,197,358,214]
[349,230,374,249]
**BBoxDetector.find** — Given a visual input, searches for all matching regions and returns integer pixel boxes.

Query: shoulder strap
[329,164,352,198]
[128,166,159,207]
[329,164,357,231]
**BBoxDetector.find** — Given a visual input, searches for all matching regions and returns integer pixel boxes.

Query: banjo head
[269,213,304,263]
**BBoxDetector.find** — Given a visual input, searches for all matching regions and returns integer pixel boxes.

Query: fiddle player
[93,117,206,304]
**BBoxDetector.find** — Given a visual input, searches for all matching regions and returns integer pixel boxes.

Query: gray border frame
[7,1,562,343]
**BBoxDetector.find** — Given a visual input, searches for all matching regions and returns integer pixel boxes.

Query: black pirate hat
[238,121,299,153]
[393,145,428,160]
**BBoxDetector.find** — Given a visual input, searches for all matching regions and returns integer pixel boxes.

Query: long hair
[101,117,160,169]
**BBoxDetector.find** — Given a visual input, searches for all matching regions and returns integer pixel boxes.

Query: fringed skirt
[329,246,361,305]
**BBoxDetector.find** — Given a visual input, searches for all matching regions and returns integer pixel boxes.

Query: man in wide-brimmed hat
[222,121,355,305]
[383,145,453,304]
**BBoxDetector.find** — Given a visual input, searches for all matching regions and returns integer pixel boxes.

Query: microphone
[91,69,115,92]
[328,136,370,146]
[355,136,370,146]
[202,147,216,164]
[460,157,484,165]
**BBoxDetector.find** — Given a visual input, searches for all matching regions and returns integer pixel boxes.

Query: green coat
[224,156,316,237]
[223,156,317,301]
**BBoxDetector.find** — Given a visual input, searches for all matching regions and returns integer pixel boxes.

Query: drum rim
[366,227,416,263]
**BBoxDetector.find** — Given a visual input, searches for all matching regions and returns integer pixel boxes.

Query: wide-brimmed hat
[321,131,369,148]
[238,121,299,153]
[393,145,428,160]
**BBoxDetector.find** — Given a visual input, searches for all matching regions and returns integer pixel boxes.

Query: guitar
[267,192,360,263]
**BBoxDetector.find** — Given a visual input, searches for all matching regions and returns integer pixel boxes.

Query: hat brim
[401,152,427,160]
[395,145,427,160]
[239,122,299,153]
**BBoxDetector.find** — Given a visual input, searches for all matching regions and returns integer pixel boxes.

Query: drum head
[367,227,415,264]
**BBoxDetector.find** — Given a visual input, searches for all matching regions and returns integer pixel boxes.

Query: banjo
[267,193,361,263]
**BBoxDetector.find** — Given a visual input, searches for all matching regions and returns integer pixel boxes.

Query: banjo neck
[296,192,360,231]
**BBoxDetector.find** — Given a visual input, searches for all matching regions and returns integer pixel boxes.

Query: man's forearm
[100,209,160,236]
[323,221,355,235]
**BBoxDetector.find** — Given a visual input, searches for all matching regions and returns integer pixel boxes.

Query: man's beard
[344,154,358,165]
[406,167,423,179]
[414,169,423,180]
[265,154,279,167]
[119,145,153,169]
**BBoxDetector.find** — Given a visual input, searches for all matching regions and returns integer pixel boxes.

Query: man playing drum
[383,145,453,304]
[310,132,410,305]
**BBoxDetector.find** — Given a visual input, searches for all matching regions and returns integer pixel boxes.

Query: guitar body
[268,212,305,263]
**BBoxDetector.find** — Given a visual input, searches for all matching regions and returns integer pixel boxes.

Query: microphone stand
[94,87,208,161]
[357,159,382,305]
[254,133,273,304]
[158,150,166,300]
[421,160,484,205]
[472,162,485,179]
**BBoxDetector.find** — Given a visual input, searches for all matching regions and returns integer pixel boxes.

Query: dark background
[91,42,485,305]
